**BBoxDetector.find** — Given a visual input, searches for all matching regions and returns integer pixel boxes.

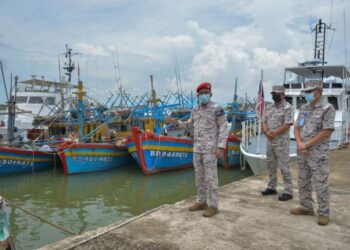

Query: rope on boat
[4,198,78,236]
[32,110,66,144]
[62,204,169,250]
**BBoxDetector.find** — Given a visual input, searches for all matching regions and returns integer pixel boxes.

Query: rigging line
[172,46,180,95]
[5,198,78,236]
[326,29,336,59]
[115,46,122,90]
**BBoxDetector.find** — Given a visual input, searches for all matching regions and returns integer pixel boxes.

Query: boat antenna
[312,19,334,65]
[77,62,81,82]
[150,75,157,102]
[58,55,62,82]
[62,44,80,82]
[233,77,238,102]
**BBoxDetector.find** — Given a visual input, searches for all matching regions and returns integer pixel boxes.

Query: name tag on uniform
[299,118,305,127]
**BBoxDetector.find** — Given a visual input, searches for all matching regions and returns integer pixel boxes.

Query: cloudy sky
[0,0,349,105]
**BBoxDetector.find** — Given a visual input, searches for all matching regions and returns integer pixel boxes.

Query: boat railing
[330,123,345,148]
[241,118,260,152]
[241,118,345,152]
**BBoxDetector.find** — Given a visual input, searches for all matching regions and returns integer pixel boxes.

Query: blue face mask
[198,94,210,105]
[304,92,314,102]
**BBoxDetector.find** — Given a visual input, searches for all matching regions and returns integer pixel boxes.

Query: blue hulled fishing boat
[127,127,193,175]
[57,81,133,175]
[0,145,57,176]
[58,142,132,175]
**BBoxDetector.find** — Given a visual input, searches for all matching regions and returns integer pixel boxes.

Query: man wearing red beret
[165,82,229,217]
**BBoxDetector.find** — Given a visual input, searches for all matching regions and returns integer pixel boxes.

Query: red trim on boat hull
[0,146,51,156]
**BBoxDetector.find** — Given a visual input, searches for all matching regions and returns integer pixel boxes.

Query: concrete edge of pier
[40,147,350,250]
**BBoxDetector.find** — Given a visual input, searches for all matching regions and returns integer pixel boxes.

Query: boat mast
[312,19,334,65]
[0,61,9,102]
[313,19,327,65]
[74,81,86,139]
[7,76,18,144]
[233,77,238,103]
[63,44,80,83]
[149,75,161,134]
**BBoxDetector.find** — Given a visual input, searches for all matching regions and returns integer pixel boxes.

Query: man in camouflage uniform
[165,82,229,217]
[291,80,335,226]
[261,85,294,201]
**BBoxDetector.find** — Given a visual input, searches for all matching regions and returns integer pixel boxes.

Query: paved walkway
[41,148,350,250]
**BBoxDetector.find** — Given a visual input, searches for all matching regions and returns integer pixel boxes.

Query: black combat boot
[261,188,277,195]
[278,193,293,201]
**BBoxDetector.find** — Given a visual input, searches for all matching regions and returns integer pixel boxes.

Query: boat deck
[41,147,350,250]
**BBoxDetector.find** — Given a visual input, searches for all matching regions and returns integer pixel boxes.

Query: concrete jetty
[41,148,350,250]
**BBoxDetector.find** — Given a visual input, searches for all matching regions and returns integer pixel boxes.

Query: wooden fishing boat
[127,127,193,175]
[218,134,241,169]
[58,141,133,175]
[0,146,58,176]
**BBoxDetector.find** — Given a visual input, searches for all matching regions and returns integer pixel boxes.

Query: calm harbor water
[0,163,252,249]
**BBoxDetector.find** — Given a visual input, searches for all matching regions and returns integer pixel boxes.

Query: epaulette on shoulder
[284,101,292,108]
[323,103,333,110]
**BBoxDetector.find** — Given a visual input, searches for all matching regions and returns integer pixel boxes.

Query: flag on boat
[255,80,265,119]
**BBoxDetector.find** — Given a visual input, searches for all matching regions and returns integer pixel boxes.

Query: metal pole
[0,61,9,102]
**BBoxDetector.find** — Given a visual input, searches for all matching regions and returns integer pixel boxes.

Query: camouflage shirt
[294,98,335,150]
[262,100,294,146]
[178,101,229,153]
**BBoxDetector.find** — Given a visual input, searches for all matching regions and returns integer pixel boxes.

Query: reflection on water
[0,164,252,249]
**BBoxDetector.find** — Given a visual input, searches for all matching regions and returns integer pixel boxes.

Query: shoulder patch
[323,103,333,110]
[215,107,225,117]
[284,101,291,108]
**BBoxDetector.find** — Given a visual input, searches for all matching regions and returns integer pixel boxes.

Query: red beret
[196,82,212,93]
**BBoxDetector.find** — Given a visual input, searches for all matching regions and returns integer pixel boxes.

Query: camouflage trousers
[266,143,293,195]
[193,152,218,208]
[297,150,330,216]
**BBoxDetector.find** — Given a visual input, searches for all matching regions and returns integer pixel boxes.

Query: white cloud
[162,35,194,47]
[187,20,216,40]
[74,43,108,56]
[1,0,348,105]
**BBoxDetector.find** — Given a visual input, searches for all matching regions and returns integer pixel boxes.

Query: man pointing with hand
[165,82,228,217]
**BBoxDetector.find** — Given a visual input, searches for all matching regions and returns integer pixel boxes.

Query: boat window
[328,96,338,110]
[45,97,56,105]
[323,83,329,88]
[285,96,293,105]
[16,96,28,103]
[283,84,290,89]
[28,96,44,104]
[332,83,343,88]
[291,83,302,89]
[297,96,306,109]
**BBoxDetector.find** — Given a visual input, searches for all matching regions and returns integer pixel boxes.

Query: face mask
[304,92,314,102]
[198,94,210,105]
[272,94,281,103]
